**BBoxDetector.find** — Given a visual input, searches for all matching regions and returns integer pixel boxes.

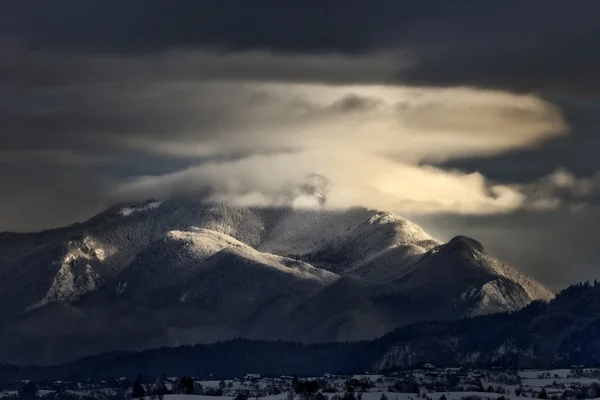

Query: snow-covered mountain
[0,199,553,365]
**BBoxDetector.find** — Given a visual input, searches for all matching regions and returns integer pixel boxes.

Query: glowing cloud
[115,81,568,215]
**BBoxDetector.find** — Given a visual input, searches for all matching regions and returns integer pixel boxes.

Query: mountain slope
[2,283,597,383]
[0,199,553,365]
[259,208,439,273]
[374,281,600,370]
[269,235,553,343]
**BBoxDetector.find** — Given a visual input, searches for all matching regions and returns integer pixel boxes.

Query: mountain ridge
[0,282,597,383]
[0,198,553,365]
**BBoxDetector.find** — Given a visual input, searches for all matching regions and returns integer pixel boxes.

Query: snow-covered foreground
[182,368,600,400]
[161,393,600,400]
[3,368,600,400]
[163,396,289,400]
[160,395,506,400]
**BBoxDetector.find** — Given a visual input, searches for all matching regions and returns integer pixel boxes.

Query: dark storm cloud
[0,39,405,87]
[0,0,430,54]
[2,1,600,94]
[396,5,600,94]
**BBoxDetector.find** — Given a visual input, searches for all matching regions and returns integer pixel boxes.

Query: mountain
[0,198,553,365]
[374,281,600,371]
[1,282,598,383]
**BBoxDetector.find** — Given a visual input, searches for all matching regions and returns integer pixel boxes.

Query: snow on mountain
[118,200,162,217]
[467,279,530,316]
[39,237,107,303]
[169,245,339,324]
[0,199,554,365]
[115,228,252,298]
[0,234,112,320]
[388,235,553,318]
[113,227,338,307]
[345,244,428,282]
[265,234,551,344]
[259,208,438,273]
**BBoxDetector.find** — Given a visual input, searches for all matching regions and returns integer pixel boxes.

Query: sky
[1,1,600,289]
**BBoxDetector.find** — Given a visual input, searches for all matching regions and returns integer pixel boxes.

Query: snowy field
[160,369,600,400]
[2,368,600,400]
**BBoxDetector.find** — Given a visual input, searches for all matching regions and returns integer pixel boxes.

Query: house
[193,381,205,393]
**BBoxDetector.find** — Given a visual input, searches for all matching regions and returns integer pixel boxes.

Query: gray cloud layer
[1,1,600,288]
[3,1,600,93]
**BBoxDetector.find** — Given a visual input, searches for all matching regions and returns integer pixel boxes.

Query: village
[2,367,600,400]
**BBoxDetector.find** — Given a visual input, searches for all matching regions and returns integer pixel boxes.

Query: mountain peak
[446,235,485,253]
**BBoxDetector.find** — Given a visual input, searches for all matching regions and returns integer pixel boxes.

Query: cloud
[432,95,600,191]
[0,44,571,223]
[104,79,567,215]
[105,80,567,163]
[114,150,529,215]
[0,42,409,86]
[516,168,600,212]
[395,3,600,95]
[2,1,600,95]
